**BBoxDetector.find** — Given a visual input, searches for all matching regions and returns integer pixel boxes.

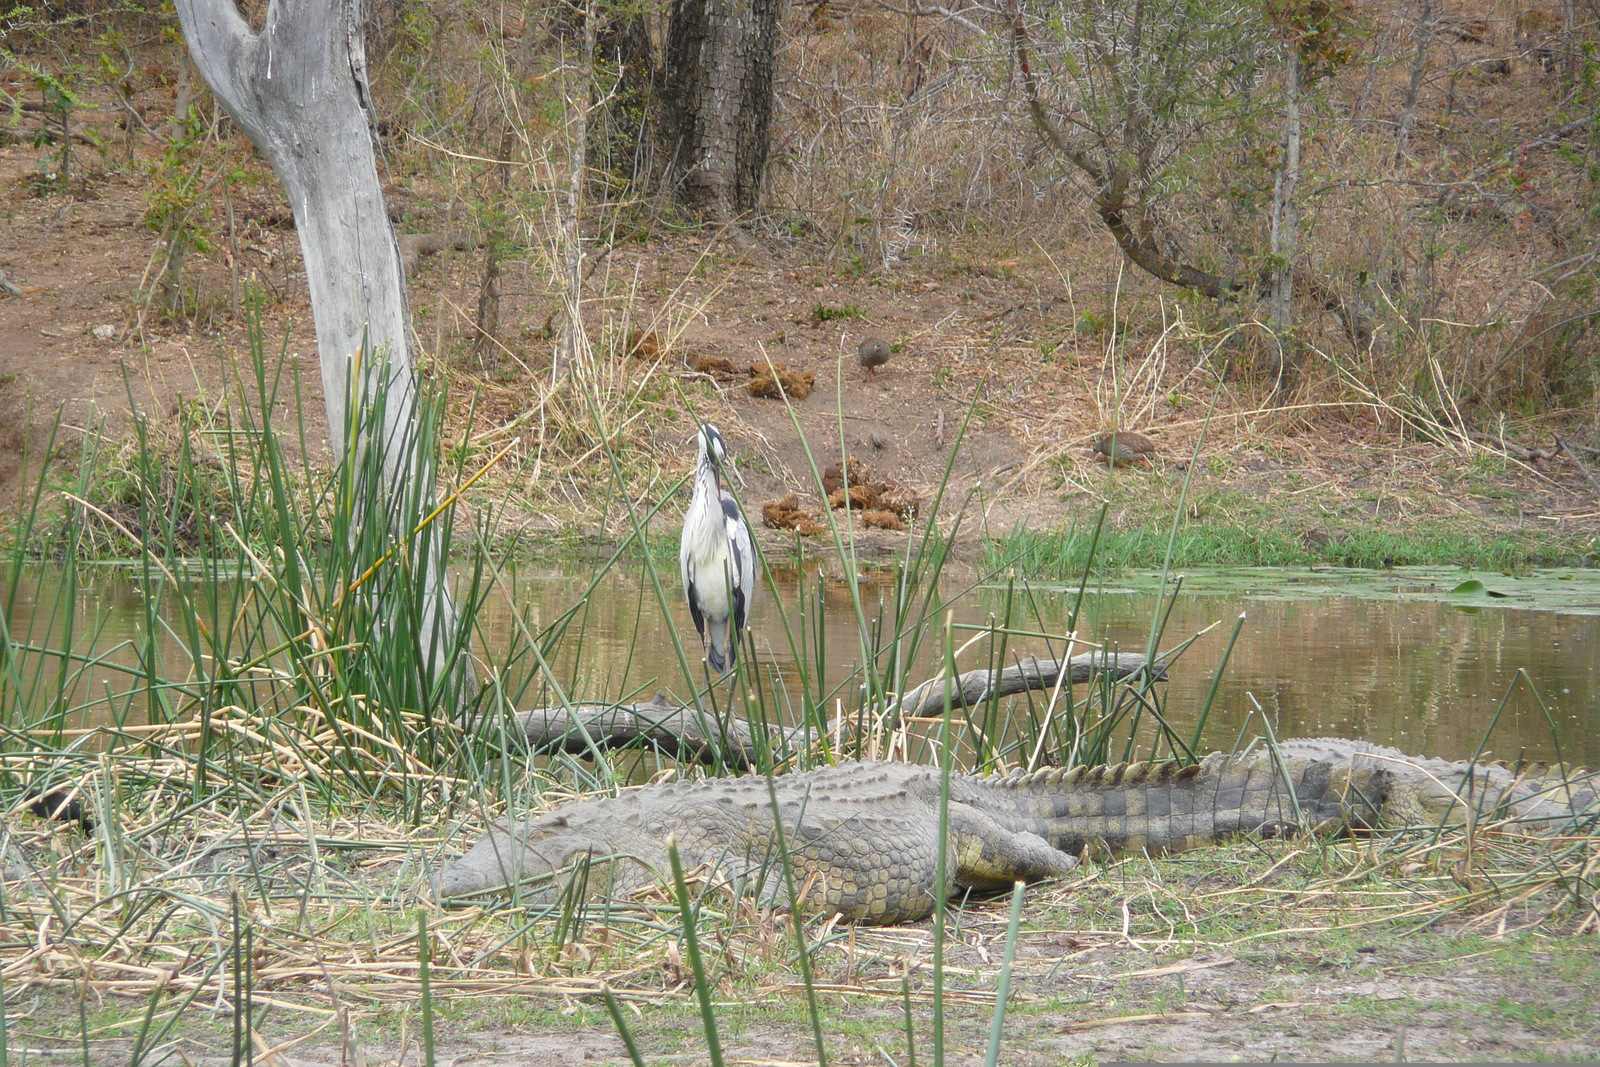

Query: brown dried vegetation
[823,457,921,519]
[827,484,878,510]
[761,492,825,534]
[746,360,816,399]
[822,457,867,496]
[690,354,740,378]
[625,329,664,361]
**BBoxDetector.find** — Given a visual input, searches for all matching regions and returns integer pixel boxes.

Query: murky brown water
[7,561,1599,765]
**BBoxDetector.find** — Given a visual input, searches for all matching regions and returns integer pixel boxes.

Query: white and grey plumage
[679,422,756,674]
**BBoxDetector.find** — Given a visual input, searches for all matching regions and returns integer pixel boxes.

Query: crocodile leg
[948,803,1081,890]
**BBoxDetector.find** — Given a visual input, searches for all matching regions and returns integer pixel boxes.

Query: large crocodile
[437,739,1599,923]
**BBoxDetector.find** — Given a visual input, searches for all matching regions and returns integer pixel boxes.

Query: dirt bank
[3,152,1596,561]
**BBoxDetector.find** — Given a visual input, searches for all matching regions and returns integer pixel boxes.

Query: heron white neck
[694,453,722,501]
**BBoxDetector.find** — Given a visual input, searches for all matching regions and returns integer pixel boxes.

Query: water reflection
[6,561,1598,766]
[1067,592,1598,766]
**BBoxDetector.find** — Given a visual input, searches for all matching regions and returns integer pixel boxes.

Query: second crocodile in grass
[437,740,1599,924]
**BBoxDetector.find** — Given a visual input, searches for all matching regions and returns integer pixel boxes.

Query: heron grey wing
[679,535,692,605]
[730,586,746,650]
[722,491,756,633]
[681,555,707,639]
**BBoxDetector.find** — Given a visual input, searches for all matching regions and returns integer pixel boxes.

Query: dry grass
[2,708,1594,1031]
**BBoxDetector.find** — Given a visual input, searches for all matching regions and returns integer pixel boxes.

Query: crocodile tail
[1002,753,1390,856]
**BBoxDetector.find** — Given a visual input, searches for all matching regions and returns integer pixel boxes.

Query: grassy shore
[0,341,1595,1066]
[984,521,1597,575]
[3,818,1595,1064]
[10,422,1594,575]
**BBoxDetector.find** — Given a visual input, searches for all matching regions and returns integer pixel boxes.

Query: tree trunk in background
[474,4,540,373]
[1394,0,1433,163]
[661,0,782,219]
[172,0,467,703]
[1269,51,1304,399]
[554,0,596,384]
[474,125,513,375]
[592,11,656,192]
[1562,0,1578,81]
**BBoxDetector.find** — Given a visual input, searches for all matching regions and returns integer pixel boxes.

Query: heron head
[698,422,744,487]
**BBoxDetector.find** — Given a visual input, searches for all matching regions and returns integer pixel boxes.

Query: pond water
[6,561,1599,766]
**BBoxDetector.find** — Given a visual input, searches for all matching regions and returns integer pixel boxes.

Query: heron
[679,422,756,674]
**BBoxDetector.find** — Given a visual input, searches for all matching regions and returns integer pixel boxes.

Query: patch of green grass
[986,522,1304,576]
[0,396,253,559]
[521,527,680,564]
[987,518,1593,576]
[1316,527,1554,569]
[1483,996,1565,1027]
[810,302,865,322]
[1464,483,1520,500]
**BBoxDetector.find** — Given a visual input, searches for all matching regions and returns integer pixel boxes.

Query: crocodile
[437,739,1599,924]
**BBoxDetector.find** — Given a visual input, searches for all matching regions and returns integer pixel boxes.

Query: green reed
[419,911,436,1067]
[0,310,552,830]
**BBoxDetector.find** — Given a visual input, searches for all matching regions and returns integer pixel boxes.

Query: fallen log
[510,694,760,765]
[892,650,1165,720]
[509,650,1162,767]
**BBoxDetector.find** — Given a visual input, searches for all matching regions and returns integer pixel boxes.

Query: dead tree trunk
[174,0,410,459]
[1394,0,1433,163]
[660,0,782,219]
[173,0,467,699]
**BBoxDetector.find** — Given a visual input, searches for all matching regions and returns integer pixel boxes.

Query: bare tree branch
[1006,0,1243,301]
